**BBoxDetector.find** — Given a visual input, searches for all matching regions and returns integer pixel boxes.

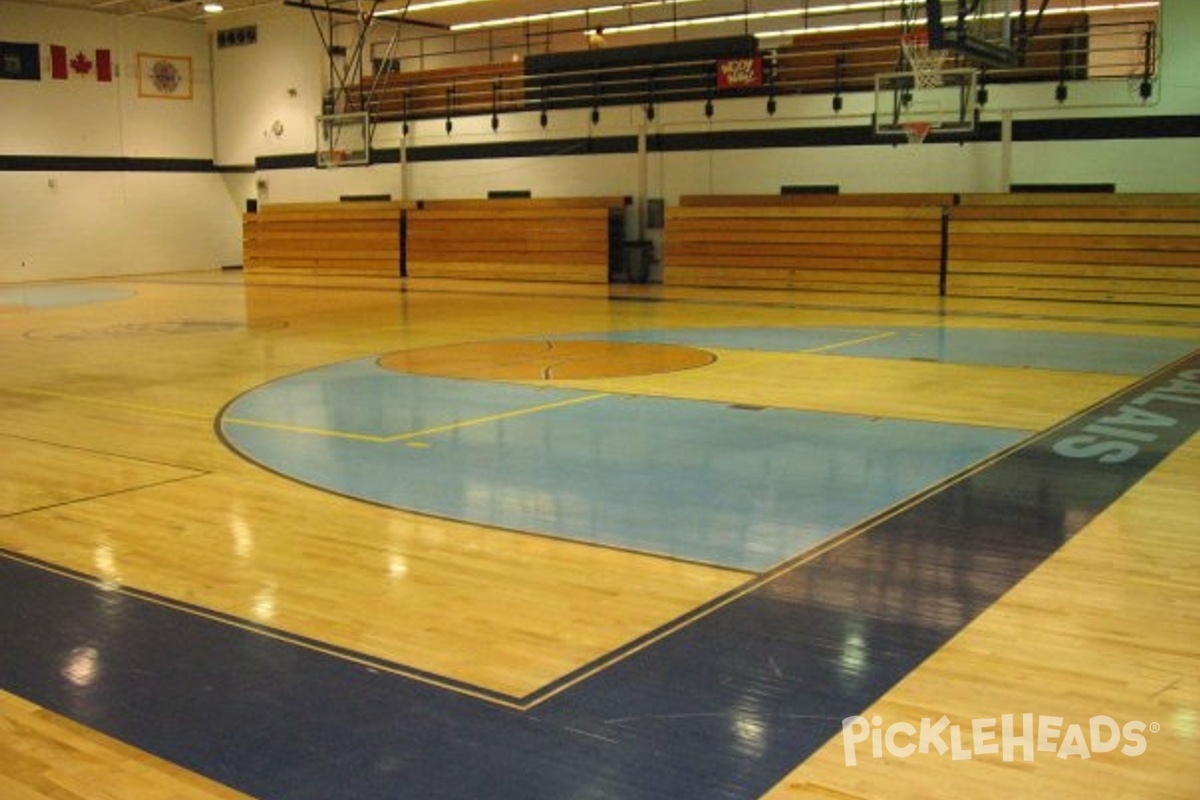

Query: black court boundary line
[71,272,1200,329]
[0,431,212,519]
[213,351,1033,572]
[0,547,532,709]
[522,345,1200,706]
[393,279,1200,328]
[2,352,1196,800]
[45,343,994,708]
[212,367,767,577]
[20,317,290,342]
[202,344,1185,709]
[0,348,1170,713]
[0,474,209,521]
[0,430,208,475]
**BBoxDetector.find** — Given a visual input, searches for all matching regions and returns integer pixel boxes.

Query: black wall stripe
[256,113,1200,170]
[0,155,252,173]
[3,114,1193,174]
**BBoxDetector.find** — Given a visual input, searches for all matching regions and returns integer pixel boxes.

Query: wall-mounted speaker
[217,26,258,49]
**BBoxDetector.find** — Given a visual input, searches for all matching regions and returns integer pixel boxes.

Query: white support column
[636,122,648,240]
[1000,109,1013,192]
[399,129,408,202]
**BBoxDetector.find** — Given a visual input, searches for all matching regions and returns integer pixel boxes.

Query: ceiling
[12,1,1159,43]
[15,0,275,23]
[11,0,680,26]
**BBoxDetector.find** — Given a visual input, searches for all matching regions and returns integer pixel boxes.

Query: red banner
[50,44,67,79]
[96,49,112,82]
[715,56,763,91]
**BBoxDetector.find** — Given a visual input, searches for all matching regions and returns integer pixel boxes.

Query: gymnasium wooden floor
[1,272,1197,799]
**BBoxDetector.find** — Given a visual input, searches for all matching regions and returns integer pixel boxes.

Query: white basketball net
[902,31,948,90]
[902,121,932,145]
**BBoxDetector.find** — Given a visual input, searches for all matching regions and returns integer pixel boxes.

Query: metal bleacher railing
[338,16,1158,125]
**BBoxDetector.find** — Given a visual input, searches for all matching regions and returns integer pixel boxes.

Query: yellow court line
[800,330,896,354]
[380,392,611,442]
[223,392,611,443]
[220,416,385,442]
[521,427,1030,710]
[7,386,212,421]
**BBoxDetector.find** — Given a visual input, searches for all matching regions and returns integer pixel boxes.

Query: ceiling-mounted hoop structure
[924,0,1032,68]
[285,0,419,154]
[901,29,948,90]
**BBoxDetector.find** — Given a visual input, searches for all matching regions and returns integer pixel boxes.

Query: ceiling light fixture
[453,1,904,35]
[448,0,708,32]
[431,0,1156,40]
[376,0,505,18]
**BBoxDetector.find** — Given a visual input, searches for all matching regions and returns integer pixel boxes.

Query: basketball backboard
[316,112,370,168]
[874,67,977,140]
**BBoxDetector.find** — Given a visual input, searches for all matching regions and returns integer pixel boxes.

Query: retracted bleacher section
[662,193,1200,306]
[242,201,410,283]
[947,194,1200,306]
[663,194,952,295]
[243,197,628,285]
[240,194,1200,306]
[405,197,627,284]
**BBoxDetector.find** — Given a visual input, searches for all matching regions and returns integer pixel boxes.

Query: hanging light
[490,80,500,131]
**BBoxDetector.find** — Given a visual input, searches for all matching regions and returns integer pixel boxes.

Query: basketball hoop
[902,121,932,145]
[901,30,947,91]
[316,112,370,168]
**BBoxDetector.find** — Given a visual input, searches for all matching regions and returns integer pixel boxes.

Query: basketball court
[1,270,1197,799]
[2,0,1197,798]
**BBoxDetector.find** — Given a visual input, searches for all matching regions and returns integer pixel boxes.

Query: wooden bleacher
[242,201,411,282]
[663,194,952,294]
[662,193,1200,306]
[239,194,1200,306]
[348,62,524,120]
[947,194,1200,306]
[405,197,628,284]
[774,15,1089,94]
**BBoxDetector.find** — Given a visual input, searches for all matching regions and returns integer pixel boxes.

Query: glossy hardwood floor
[1,272,1196,799]
[769,435,1200,800]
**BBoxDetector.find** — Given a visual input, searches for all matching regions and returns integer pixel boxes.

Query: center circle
[379,339,716,380]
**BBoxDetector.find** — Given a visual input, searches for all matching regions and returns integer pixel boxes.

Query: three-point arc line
[222,392,613,444]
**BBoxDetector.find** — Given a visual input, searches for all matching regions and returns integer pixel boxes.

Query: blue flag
[0,42,41,81]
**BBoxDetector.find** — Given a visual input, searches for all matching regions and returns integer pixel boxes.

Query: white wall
[0,0,242,282]
[1158,0,1200,116]
[245,0,1198,208]
[255,74,1199,208]
[3,0,1196,284]
[212,4,325,167]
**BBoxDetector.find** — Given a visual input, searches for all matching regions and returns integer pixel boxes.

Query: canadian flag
[49,45,113,82]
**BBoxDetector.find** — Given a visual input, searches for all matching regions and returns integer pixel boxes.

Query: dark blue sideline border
[1,349,1197,800]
